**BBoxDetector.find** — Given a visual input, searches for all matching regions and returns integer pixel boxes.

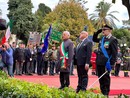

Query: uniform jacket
[75,38,92,66]
[14,48,25,62]
[93,31,118,66]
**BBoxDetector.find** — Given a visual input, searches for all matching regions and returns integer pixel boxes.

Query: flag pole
[88,71,108,89]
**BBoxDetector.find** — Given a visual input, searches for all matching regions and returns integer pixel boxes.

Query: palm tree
[89,1,119,29]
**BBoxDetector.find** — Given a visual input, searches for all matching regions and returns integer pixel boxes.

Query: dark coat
[75,38,92,66]
[93,31,118,66]
[25,48,32,62]
[58,39,74,72]
[37,47,43,61]
[14,48,25,62]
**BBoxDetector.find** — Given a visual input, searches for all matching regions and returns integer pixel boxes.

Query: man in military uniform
[115,47,122,76]
[93,25,118,96]
[123,48,130,77]
[48,45,57,75]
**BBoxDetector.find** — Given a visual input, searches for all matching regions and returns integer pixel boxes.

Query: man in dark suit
[37,43,44,75]
[14,42,25,75]
[93,25,118,96]
[25,44,33,75]
[58,31,74,89]
[75,31,92,93]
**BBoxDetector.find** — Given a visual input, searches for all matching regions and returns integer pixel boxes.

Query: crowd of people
[0,42,65,77]
[0,24,130,97]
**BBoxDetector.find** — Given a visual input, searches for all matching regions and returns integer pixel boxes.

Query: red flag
[1,36,6,44]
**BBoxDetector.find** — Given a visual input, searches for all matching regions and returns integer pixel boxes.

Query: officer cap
[102,24,113,30]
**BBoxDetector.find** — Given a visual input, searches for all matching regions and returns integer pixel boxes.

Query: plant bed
[1,71,127,98]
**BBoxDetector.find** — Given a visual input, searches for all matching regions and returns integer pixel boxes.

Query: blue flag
[41,25,52,53]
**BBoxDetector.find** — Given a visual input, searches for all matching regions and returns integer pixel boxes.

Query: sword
[88,71,108,89]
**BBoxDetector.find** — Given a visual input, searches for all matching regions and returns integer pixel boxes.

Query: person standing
[14,42,25,75]
[48,45,57,75]
[0,42,14,77]
[75,31,92,93]
[25,44,33,75]
[93,24,118,96]
[58,31,74,89]
[11,42,17,74]
[37,43,44,75]
[123,48,130,77]
[90,49,97,75]
[115,48,122,76]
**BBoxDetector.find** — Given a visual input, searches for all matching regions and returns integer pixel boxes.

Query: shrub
[0,71,106,98]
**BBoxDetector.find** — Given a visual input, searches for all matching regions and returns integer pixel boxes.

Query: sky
[0,0,129,27]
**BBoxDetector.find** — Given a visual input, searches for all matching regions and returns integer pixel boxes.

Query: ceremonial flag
[1,20,13,44]
[41,25,52,53]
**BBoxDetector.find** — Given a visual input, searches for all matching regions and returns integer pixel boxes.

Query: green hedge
[0,71,106,98]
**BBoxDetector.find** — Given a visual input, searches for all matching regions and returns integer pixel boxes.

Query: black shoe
[49,73,54,76]
[111,73,115,76]
[38,73,43,75]
[125,75,129,77]
[76,88,80,93]
[58,86,64,89]
[18,74,22,76]
[27,73,33,75]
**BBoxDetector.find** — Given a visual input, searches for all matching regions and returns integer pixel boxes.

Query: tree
[112,0,130,20]
[7,0,38,43]
[89,1,119,29]
[35,3,51,32]
[43,0,94,42]
[112,29,130,47]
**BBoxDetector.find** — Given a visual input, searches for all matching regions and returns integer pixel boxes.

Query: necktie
[77,41,83,49]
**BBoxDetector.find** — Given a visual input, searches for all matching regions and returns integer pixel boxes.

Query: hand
[85,64,89,71]
[106,62,111,71]
[61,66,66,69]
[30,58,32,61]
[2,47,6,51]
[96,29,102,34]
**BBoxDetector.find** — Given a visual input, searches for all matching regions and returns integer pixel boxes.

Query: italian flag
[1,20,13,44]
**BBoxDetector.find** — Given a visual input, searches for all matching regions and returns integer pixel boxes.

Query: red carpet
[110,90,130,95]
[15,70,130,96]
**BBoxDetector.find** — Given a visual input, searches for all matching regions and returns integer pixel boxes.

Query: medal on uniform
[104,41,109,48]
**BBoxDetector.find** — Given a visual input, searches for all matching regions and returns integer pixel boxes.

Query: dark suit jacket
[37,47,43,61]
[25,48,32,62]
[59,39,74,72]
[14,48,25,62]
[75,38,92,66]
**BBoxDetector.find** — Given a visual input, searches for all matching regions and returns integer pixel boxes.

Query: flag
[1,20,13,44]
[41,25,52,53]
[41,34,44,43]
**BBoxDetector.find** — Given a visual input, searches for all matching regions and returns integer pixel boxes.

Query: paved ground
[15,69,130,97]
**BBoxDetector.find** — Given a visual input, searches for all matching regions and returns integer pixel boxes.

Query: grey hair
[63,31,70,37]
[81,31,88,34]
